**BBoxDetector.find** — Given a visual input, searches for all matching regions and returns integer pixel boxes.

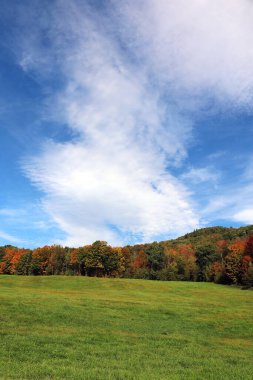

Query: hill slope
[1,225,253,286]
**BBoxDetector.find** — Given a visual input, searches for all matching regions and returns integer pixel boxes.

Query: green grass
[0,276,252,380]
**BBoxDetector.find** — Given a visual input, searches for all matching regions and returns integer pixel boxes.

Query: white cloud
[201,176,253,226]
[19,0,253,245]
[233,209,253,224]
[181,167,220,184]
[117,0,253,107]
[0,230,23,245]
[0,209,19,217]
[19,1,201,246]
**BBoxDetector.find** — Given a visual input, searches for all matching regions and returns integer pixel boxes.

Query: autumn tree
[15,250,32,275]
[244,235,253,259]
[225,239,246,284]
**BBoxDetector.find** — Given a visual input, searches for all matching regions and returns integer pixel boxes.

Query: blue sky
[1,0,253,248]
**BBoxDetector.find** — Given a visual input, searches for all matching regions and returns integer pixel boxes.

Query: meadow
[0,276,252,380]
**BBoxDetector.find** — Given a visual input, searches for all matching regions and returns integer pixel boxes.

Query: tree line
[0,226,253,287]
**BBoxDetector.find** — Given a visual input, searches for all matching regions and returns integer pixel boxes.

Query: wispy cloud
[201,156,253,225]
[0,208,20,217]
[0,204,66,247]
[18,1,200,246]
[181,167,220,184]
[233,208,253,224]
[13,0,253,245]
[118,0,253,107]
[0,230,23,245]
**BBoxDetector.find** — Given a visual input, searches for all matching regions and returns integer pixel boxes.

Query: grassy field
[0,276,252,380]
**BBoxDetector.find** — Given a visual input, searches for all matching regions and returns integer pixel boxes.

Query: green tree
[15,251,32,275]
[195,244,218,281]
[145,243,165,272]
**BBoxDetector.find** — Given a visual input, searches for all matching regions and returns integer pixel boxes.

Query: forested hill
[170,225,253,246]
[0,225,253,287]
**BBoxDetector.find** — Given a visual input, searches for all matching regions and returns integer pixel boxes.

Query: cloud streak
[20,1,198,245]
[19,0,200,246]
[0,230,23,245]
[17,0,253,246]
[117,0,253,107]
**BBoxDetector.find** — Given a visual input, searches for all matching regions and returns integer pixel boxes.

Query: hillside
[0,225,253,286]
[172,225,253,245]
